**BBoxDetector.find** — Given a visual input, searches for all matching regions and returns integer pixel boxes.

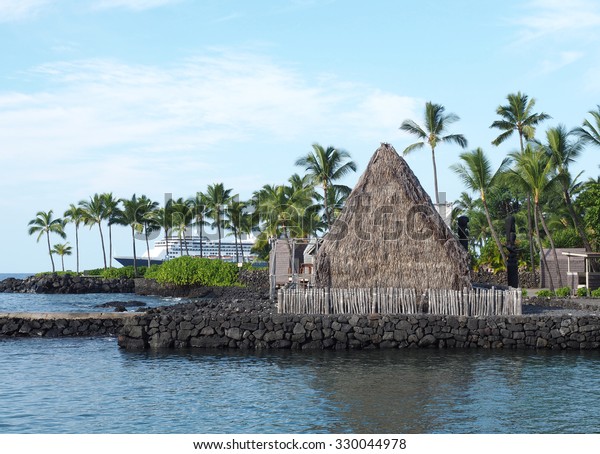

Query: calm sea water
[3,274,600,434]
[1,337,600,434]
[0,273,180,312]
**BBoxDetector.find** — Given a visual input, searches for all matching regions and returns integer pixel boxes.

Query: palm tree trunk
[98,223,107,269]
[145,227,151,268]
[177,231,183,257]
[61,255,65,272]
[200,219,204,258]
[533,205,554,290]
[431,146,440,205]
[75,225,80,274]
[183,229,189,256]
[526,196,536,274]
[164,228,169,258]
[108,224,113,268]
[240,233,246,263]
[234,228,239,263]
[217,221,222,259]
[537,204,563,287]
[482,198,508,267]
[46,231,56,273]
[323,183,331,230]
[131,226,137,276]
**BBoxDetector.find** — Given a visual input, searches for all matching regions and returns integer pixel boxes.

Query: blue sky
[1,0,600,273]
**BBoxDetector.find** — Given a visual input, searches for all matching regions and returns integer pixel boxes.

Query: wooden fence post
[277,288,283,313]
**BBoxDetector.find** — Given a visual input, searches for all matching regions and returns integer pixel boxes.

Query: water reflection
[120,348,600,433]
[2,338,600,433]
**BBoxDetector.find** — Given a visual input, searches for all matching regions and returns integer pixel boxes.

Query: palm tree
[79,194,108,269]
[28,210,66,272]
[451,148,510,267]
[225,198,247,263]
[187,192,209,258]
[572,105,600,148]
[139,196,159,267]
[490,91,551,150]
[542,125,593,253]
[253,182,314,240]
[288,173,322,234]
[295,144,357,229]
[51,243,72,272]
[238,204,260,262]
[400,102,467,205]
[510,146,562,289]
[151,200,174,259]
[63,204,85,273]
[490,92,551,273]
[205,183,233,259]
[101,193,120,268]
[170,198,193,256]
[253,181,314,272]
[113,194,146,275]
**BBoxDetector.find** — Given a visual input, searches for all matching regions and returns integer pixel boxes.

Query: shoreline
[3,273,600,351]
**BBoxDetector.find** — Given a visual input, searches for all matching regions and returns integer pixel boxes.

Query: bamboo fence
[277,287,522,316]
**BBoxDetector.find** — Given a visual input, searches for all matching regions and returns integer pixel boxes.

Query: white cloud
[0,50,420,197]
[537,50,584,75]
[513,0,600,43]
[0,0,52,22]
[91,0,182,11]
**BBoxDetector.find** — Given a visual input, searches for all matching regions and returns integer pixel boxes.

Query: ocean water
[1,337,600,434]
[3,274,600,434]
[0,274,179,312]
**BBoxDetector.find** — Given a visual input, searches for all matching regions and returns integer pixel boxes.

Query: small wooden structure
[268,238,321,298]
[562,251,600,293]
[541,248,585,289]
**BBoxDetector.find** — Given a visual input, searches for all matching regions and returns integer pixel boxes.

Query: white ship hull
[115,235,257,267]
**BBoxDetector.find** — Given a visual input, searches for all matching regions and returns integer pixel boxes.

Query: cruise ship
[114,234,258,267]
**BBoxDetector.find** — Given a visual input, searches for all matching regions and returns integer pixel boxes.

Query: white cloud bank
[0,50,419,196]
[514,0,600,43]
[0,0,52,22]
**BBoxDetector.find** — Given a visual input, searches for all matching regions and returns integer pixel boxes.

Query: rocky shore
[0,312,136,337]
[0,268,268,296]
[118,307,600,351]
[4,269,600,351]
[0,274,133,294]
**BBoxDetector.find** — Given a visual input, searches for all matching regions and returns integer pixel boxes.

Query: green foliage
[84,266,145,279]
[476,240,506,272]
[577,287,588,297]
[100,266,142,279]
[35,271,79,277]
[84,268,104,276]
[592,288,600,298]
[150,256,241,287]
[547,228,583,248]
[575,179,600,249]
[537,289,555,297]
[143,264,162,280]
[555,286,572,298]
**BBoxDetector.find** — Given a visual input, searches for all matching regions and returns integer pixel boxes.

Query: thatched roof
[315,143,470,292]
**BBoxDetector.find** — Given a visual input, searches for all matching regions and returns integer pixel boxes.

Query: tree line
[401,92,600,290]
[29,91,600,289]
[28,144,357,274]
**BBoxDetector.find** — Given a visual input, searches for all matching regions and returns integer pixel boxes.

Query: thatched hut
[315,143,470,293]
